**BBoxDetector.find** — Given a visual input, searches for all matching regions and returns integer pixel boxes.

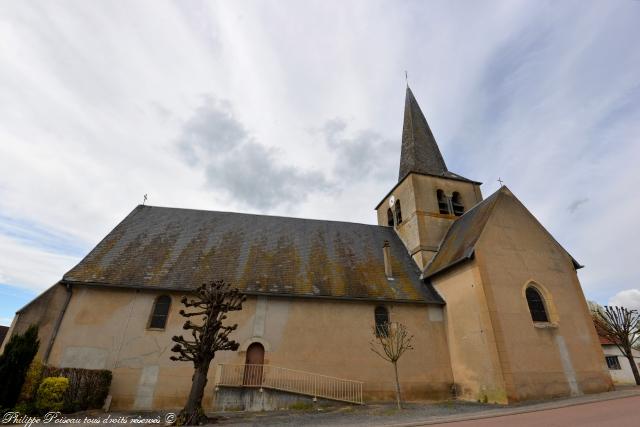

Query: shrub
[36,377,69,412]
[13,400,36,415]
[41,367,112,412]
[0,325,40,410]
[19,358,44,404]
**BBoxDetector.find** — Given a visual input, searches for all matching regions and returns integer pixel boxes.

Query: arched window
[149,295,171,329]
[452,192,464,216]
[525,287,549,322]
[437,190,449,214]
[374,306,390,337]
[395,200,403,225]
[387,208,394,227]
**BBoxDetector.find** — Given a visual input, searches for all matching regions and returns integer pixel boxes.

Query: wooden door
[243,343,264,386]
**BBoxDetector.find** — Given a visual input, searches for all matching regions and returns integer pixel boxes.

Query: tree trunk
[627,354,640,386]
[393,361,402,410]
[177,360,212,425]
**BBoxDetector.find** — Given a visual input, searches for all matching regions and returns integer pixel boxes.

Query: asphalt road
[429,395,640,427]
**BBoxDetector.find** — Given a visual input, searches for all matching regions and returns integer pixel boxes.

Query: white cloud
[0,234,78,292]
[0,0,638,316]
[609,290,640,311]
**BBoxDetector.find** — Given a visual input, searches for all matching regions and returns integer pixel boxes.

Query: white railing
[215,364,364,405]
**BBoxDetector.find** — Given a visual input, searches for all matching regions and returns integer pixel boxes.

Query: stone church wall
[432,262,508,403]
[41,286,453,410]
[474,193,613,401]
[0,283,70,360]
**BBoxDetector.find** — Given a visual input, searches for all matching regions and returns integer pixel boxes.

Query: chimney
[383,240,393,278]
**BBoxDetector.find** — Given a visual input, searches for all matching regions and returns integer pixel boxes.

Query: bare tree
[170,280,245,425]
[370,322,414,409]
[593,305,640,385]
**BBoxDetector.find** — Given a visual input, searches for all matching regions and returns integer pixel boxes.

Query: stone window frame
[436,189,450,215]
[387,208,395,227]
[521,281,559,328]
[374,305,390,337]
[395,200,403,225]
[147,294,172,330]
[451,191,464,216]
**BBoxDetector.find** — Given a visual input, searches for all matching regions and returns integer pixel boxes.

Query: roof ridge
[497,187,582,269]
[60,203,443,304]
[135,204,389,229]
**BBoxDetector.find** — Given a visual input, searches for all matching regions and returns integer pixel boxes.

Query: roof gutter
[62,279,444,305]
[43,282,73,364]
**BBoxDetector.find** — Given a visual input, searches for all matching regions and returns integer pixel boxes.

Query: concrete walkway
[388,387,640,427]
[418,395,640,427]
[215,386,640,426]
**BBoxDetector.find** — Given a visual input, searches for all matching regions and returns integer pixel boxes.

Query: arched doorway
[243,342,265,386]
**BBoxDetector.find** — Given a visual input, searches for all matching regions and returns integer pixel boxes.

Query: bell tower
[375,87,483,270]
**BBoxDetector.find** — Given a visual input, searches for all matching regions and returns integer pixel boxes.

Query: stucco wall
[432,262,508,403]
[474,193,612,401]
[0,283,70,360]
[601,345,640,385]
[44,286,453,410]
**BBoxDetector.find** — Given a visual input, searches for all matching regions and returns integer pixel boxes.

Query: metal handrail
[215,364,364,404]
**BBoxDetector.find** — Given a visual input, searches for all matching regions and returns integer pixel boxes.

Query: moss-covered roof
[63,205,442,304]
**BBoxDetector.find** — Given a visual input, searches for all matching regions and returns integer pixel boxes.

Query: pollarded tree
[593,305,640,385]
[370,322,414,409]
[170,280,245,425]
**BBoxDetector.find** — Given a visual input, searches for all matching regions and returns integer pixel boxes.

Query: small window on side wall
[149,295,171,329]
[605,356,621,370]
[374,306,390,337]
[395,200,403,225]
[387,208,394,227]
[437,190,449,214]
[525,287,549,322]
[452,192,464,216]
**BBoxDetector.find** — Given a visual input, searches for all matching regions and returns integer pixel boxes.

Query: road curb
[385,389,640,426]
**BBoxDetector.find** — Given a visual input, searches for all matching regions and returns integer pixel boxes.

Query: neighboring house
[598,332,640,385]
[0,325,8,348]
[0,87,613,411]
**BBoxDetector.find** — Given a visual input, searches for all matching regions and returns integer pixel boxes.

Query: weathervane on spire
[143,194,148,205]
[498,177,504,186]
[404,70,409,87]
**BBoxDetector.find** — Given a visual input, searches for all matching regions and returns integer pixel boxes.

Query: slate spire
[398,87,448,181]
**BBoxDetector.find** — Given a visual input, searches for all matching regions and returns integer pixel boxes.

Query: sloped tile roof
[423,186,581,279]
[422,188,502,278]
[63,205,442,304]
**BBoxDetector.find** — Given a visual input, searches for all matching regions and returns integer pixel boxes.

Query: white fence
[215,364,364,405]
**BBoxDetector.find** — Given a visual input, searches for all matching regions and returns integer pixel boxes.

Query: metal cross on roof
[143,194,148,205]
[498,177,504,186]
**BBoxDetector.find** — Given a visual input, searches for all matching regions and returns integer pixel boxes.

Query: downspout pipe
[43,282,73,365]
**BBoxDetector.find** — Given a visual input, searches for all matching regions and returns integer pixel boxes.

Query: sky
[1,0,639,325]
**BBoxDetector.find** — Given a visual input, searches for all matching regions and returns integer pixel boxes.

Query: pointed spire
[398,87,448,181]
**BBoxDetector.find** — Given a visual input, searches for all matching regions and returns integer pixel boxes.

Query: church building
[2,87,612,410]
